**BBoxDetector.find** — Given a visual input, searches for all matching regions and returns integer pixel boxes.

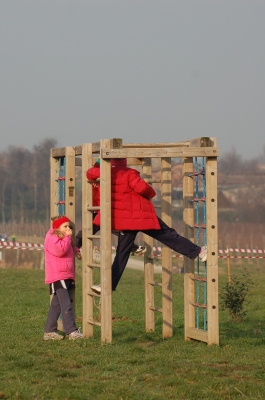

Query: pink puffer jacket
[44,229,77,284]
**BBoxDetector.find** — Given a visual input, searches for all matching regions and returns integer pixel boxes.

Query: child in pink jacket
[43,215,83,340]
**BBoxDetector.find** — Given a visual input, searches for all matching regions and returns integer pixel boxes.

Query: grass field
[1,261,265,400]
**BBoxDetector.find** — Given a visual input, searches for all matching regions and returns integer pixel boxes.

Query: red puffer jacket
[86,162,160,231]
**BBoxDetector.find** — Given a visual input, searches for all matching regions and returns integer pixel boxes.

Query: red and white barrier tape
[0,241,44,250]
[1,241,265,259]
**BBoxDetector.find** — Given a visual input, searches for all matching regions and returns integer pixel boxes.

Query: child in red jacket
[75,158,146,255]
[44,215,83,340]
[88,159,207,294]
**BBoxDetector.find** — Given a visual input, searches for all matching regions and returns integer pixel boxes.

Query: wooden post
[100,139,112,343]
[64,146,76,231]
[49,149,58,222]
[161,157,173,338]
[49,151,62,330]
[206,156,219,345]
[58,147,76,331]
[143,157,155,332]
[227,246,231,283]
[82,143,94,338]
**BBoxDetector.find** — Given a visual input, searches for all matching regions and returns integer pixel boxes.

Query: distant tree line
[218,148,265,223]
[0,138,57,224]
[0,142,264,224]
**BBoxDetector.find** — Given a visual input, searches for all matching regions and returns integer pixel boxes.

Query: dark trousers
[112,217,201,291]
[44,288,77,335]
[75,220,139,253]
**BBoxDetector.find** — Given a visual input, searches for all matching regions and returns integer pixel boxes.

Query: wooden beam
[82,143,94,338]
[123,141,190,148]
[143,158,155,333]
[161,157,173,338]
[101,147,219,159]
[100,139,113,343]
[206,156,219,345]
[185,327,208,343]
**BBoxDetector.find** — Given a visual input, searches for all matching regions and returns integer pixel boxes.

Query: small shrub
[220,269,252,322]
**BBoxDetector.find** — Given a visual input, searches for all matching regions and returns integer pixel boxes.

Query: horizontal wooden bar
[51,145,99,157]
[86,206,100,211]
[185,327,208,343]
[87,291,101,298]
[87,263,101,268]
[149,306,163,313]
[87,319,101,327]
[123,141,190,148]
[76,156,143,167]
[52,139,118,157]
[51,137,217,157]
[101,147,219,159]
[150,282,163,287]
[87,234,101,239]
[145,179,161,183]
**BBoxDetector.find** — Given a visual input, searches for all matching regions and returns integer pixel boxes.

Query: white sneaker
[44,331,64,341]
[199,245,207,262]
[91,284,101,294]
[131,246,147,256]
[69,328,83,340]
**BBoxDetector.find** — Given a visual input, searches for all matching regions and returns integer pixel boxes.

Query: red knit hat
[52,216,70,230]
[111,158,127,168]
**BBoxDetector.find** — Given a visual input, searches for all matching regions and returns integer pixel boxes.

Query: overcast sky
[1,0,265,160]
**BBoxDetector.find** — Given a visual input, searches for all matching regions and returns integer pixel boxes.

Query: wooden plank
[82,143,94,338]
[123,141,190,148]
[206,156,219,345]
[185,327,208,343]
[161,157,173,338]
[100,139,113,343]
[183,157,196,340]
[65,147,76,225]
[51,137,218,157]
[101,147,219,159]
[64,147,76,328]
[143,158,155,333]
[75,144,100,155]
[50,150,58,219]
[51,142,100,158]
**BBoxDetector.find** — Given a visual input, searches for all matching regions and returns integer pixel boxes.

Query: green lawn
[0,262,265,400]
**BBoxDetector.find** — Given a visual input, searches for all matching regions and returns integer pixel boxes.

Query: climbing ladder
[50,146,76,331]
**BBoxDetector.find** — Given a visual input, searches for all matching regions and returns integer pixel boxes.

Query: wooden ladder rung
[150,281,162,287]
[87,234,101,239]
[87,262,100,268]
[149,306,163,313]
[87,319,101,327]
[144,178,161,183]
[87,290,101,297]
